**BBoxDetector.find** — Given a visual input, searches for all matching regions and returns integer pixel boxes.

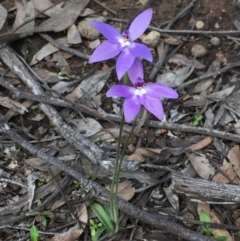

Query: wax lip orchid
[88,8,153,80]
[106,58,179,122]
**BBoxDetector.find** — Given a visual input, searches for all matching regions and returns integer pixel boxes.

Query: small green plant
[73,180,81,188]
[193,115,203,126]
[56,69,69,80]
[30,201,54,228]
[37,177,50,187]
[30,224,39,241]
[83,61,88,68]
[199,211,227,241]
[90,203,114,241]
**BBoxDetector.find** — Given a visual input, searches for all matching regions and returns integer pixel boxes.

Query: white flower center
[118,38,130,47]
[134,88,146,97]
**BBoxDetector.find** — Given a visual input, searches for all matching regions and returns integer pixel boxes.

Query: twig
[0,116,215,241]
[149,26,240,35]
[149,0,198,79]
[178,61,240,90]
[93,0,117,15]
[106,18,240,35]
[0,178,27,189]
[39,33,90,60]
[3,77,240,143]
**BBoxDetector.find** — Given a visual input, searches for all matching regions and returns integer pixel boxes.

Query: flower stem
[110,113,136,233]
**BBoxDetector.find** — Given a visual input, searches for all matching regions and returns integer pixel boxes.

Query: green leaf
[41,216,47,227]
[47,212,54,219]
[199,211,212,236]
[42,210,51,216]
[29,211,39,216]
[30,225,39,241]
[91,227,96,237]
[90,203,113,232]
[91,226,106,241]
[213,233,227,241]
[89,219,95,226]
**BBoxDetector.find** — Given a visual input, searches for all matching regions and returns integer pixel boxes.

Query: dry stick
[39,33,90,60]
[0,45,103,165]
[0,118,215,241]
[149,26,240,35]
[149,0,198,79]
[2,78,240,143]
[178,61,240,90]
[94,0,117,15]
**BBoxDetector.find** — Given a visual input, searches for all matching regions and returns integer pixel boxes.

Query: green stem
[110,113,136,233]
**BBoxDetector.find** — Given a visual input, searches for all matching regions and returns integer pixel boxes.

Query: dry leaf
[27,172,47,210]
[128,147,162,163]
[208,86,235,99]
[210,211,233,241]
[187,153,215,179]
[0,96,28,114]
[35,0,90,32]
[50,204,88,241]
[12,1,35,33]
[0,4,7,30]
[31,0,63,17]
[163,36,181,45]
[168,54,206,69]
[228,145,240,179]
[30,38,68,65]
[106,180,135,201]
[69,118,102,137]
[212,159,239,184]
[189,137,213,151]
[66,68,113,99]
[156,66,194,87]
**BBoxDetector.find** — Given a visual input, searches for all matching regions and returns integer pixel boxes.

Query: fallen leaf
[31,0,63,17]
[128,147,162,163]
[107,181,135,201]
[30,38,68,65]
[12,1,35,33]
[66,67,113,99]
[0,4,7,30]
[27,172,47,210]
[0,96,28,114]
[35,0,90,32]
[187,153,215,179]
[156,66,194,87]
[207,85,235,99]
[212,159,239,184]
[163,184,179,211]
[189,137,213,151]
[228,145,240,179]
[210,211,233,241]
[69,117,103,137]
[50,204,87,241]
[168,54,206,69]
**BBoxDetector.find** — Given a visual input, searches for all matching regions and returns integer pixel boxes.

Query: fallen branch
[0,115,215,241]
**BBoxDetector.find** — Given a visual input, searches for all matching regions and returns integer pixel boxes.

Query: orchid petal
[141,95,164,120]
[129,8,153,41]
[129,43,153,62]
[127,58,144,84]
[106,85,135,98]
[116,50,135,80]
[91,21,122,43]
[145,84,179,98]
[123,96,141,122]
[88,41,121,63]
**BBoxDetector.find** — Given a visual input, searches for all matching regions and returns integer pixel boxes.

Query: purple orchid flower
[88,8,153,80]
[106,58,179,122]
